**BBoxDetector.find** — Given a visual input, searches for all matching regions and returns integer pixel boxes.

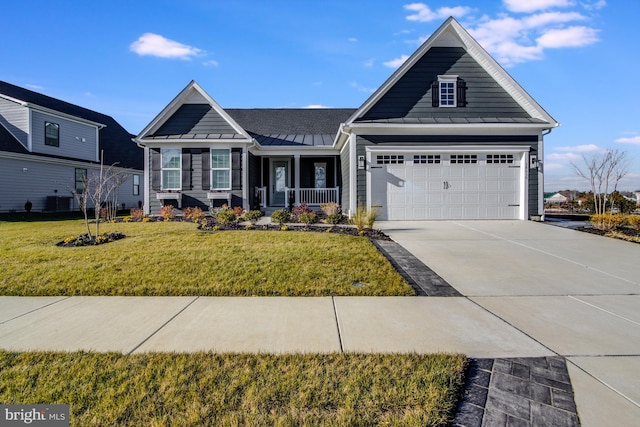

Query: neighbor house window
[210,149,231,190]
[45,122,60,146]
[438,76,457,107]
[75,168,87,193]
[133,174,140,196]
[161,148,181,190]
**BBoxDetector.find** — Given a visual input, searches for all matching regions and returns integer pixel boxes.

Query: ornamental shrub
[232,206,244,217]
[590,213,626,231]
[183,206,205,222]
[244,210,263,224]
[320,201,341,216]
[326,213,344,225]
[216,209,237,225]
[159,205,175,220]
[292,204,314,218]
[271,209,291,225]
[298,211,318,226]
[130,208,145,221]
[627,214,640,230]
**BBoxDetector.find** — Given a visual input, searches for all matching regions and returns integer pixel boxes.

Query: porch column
[294,154,300,205]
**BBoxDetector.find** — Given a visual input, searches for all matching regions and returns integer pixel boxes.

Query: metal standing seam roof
[353,117,550,125]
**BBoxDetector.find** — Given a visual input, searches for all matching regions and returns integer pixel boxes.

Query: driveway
[379,220,640,426]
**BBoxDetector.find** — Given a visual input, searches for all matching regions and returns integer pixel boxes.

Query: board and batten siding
[355,134,540,218]
[0,97,29,149]
[360,47,529,120]
[340,145,350,211]
[0,155,143,212]
[30,110,98,161]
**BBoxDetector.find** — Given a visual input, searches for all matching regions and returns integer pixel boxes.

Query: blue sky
[2,0,638,191]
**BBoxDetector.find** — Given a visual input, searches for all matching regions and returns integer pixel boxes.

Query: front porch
[252,154,341,210]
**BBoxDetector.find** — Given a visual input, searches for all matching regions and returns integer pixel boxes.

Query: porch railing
[284,187,339,208]
[255,187,267,208]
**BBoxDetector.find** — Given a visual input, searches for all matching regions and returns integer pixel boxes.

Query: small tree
[571,149,629,216]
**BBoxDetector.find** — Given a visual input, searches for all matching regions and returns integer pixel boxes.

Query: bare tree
[571,149,629,215]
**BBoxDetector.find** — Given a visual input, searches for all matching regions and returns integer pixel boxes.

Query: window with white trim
[211,148,231,190]
[438,75,457,107]
[414,155,441,164]
[451,154,478,164]
[376,155,404,164]
[45,122,60,146]
[487,154,514,164]
[133,174,140,196]
[161,148,181,190]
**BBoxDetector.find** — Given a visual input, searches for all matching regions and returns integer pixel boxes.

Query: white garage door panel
[370,152,521,220]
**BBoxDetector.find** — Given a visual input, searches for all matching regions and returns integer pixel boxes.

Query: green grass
[0,351,467,426]
[0,220,414,296]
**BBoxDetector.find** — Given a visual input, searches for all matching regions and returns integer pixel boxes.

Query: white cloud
[304,104,330,109]
[383,54,410,68]
[25,84,44,90]
[555,144,600,152]
[203,60,219,67]
[582,0,606,11]
[616,136,640,144]
[547,152,582,161]
[130,33,202,60]
[350,82,376,93]
[404,3,472,22]
[348,37,358,42]
[536,26,599,48]
[504,0,576,13]
[363,59,374,67]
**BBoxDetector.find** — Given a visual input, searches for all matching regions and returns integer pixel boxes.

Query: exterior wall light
[358,155,365,170]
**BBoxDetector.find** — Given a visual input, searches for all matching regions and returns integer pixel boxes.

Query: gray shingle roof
[0,81,143,169]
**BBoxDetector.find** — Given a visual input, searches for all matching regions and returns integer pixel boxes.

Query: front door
[270,159,289,205]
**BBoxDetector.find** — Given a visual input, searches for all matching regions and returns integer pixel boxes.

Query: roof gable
[347,17,558,127]
[136,81,252,142]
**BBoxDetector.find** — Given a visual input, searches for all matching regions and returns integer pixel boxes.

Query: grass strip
[0,220,413,296]
[0,351,467,426]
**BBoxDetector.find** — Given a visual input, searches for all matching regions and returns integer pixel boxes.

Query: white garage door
[370,153,521,220]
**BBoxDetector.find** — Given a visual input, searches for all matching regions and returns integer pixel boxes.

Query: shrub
[326,213,344,225]
[351,206,368,232]
[627,215,640,230]
[130,208,145,221]
[271,209,291,225]
[292,204,314,218]
[183,207,205,222]
[320,202,341,216]
[590,213,626,231]
[159,205,175,220]
[366,206,378,229]
[216,209,237,225]
[299,212,318,226]
[244,210,263,224]
[232,206,244,217]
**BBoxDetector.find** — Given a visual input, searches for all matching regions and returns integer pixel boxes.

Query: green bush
[326,213,344,225]
[244,210,263,224]
[299,212,318,226]
[271,209,291,225]
[216,209,237,225]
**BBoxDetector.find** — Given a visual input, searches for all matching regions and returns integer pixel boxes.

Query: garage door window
[414,155,441,164]
[451,154,477,164]
[377,155,404,164]
[487,154,514,164]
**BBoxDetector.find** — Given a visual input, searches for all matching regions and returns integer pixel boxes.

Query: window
[487,154,514,164]
[45,122,60,147]
[75,168,87,193]
[439,76,457,107]
[211,148,231,190]
[451,154,478,164]
[376,155,404,165]
[414,155,441,164]
[161,148,181,190]
[314,162,327,188]
[133,174,140,196]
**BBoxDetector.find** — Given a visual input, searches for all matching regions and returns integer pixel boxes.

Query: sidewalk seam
[0,296,70,325]
[331,297,344,353]
[126,296,200,355]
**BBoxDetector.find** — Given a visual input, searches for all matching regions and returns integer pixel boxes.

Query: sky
[1,0,639,191]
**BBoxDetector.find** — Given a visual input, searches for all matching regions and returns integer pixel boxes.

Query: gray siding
[0,98,29,148]
[360,47,529,120]
[340,147,350,211]
[356,134,540,218]
[31,110,98,161]
[154,104,240,137]
[0,155,143,212]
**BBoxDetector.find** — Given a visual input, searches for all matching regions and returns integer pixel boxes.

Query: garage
[369,151,524,220]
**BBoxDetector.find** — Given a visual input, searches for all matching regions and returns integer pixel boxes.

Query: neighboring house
[135,17,558,220]
[0,81,144,213]
[545,192,568,204]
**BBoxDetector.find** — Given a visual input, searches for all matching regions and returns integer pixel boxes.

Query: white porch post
[349,133,357,217]
[294,154,300,206]
[242,149,249,211]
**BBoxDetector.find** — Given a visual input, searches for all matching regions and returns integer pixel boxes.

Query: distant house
[545,192,568,204]
[0,81,144,213]
[135,17,558,220]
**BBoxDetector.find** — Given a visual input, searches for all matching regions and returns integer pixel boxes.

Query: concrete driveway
[379,220,640,426]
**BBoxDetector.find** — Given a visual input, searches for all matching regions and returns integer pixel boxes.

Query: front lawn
[0,220,413,296]
[0,351,467,426]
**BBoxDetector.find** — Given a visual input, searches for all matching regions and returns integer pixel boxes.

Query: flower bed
[57,232,126,247]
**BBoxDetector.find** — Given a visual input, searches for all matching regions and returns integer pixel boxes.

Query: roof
[0,81,142,169]
[0,122,28,154]
[353,117,548,125]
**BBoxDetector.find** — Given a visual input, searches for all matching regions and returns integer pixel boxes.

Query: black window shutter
[457,78,467,107]
[151,148,161,191]
[181,148,191,190]
[232,148,242,190]
[431,81,439,107]
[201,148,210,190]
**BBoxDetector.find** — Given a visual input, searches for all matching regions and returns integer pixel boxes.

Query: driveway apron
[380,220,640,426]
